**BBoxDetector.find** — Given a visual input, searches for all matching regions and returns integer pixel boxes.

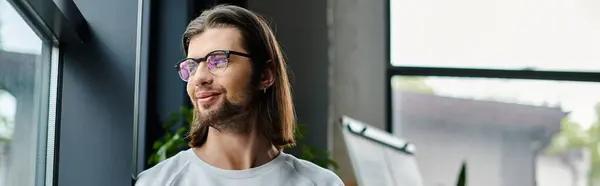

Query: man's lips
[196,91,221,99]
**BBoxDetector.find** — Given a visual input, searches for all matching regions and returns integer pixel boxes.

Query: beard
[192,83,259,134]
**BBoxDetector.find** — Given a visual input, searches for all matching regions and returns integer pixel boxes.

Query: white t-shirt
[135,148,344,186]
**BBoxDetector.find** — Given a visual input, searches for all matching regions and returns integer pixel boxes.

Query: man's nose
[191,63,213,86]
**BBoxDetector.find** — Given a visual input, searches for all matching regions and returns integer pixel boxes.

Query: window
[0,0,57,185]
[389,0,600,185]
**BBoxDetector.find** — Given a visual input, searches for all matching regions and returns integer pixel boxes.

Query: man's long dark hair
[183,5,296,149]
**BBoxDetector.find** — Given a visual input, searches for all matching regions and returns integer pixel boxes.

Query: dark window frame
[6,0,88,185]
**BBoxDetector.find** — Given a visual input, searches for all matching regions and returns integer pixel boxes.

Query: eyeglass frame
[174,50,254,82]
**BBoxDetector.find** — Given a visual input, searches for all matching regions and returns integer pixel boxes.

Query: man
[135,5,344,186]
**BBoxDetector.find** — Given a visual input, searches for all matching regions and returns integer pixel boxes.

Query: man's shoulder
[135,150,191,186]
[282,153,344,186]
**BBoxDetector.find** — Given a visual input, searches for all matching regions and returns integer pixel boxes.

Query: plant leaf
[456,161,467,186]
[152,140,164,149]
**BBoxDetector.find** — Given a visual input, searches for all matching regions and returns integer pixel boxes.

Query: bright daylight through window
[390,0,600,71]
[0,0,53,185]
[390,0,600,185]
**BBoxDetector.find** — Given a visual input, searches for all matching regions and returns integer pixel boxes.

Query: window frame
[384,0,600,132]
[5,0,87,185]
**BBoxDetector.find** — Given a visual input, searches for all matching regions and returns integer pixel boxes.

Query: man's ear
[260,60,275,90]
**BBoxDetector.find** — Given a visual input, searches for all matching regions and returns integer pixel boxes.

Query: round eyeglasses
[175,50,253,82]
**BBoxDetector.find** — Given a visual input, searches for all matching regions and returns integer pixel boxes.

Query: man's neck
[193,126,280,170]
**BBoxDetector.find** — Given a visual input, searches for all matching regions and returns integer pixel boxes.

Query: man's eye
[214,59,227,68]
[208,57,227,68]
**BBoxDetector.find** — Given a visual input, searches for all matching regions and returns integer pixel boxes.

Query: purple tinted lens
[178,60,193,81]
[207,53,227,72]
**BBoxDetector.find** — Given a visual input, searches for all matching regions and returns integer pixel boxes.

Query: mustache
[194,86,225,93]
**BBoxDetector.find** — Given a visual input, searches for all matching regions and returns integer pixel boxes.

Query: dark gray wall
[149,0,188,132]
[58,0,138,185]
[144,0,190,170]
[248,0,330,154]
[329,0,387,181]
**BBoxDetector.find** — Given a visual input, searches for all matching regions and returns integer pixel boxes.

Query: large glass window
[389,0,600,185]
[392,76,599,186]
[0,0,55,185]
[390,0,600,71]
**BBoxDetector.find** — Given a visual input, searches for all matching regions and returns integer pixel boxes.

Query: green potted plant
[147,107,193,166]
